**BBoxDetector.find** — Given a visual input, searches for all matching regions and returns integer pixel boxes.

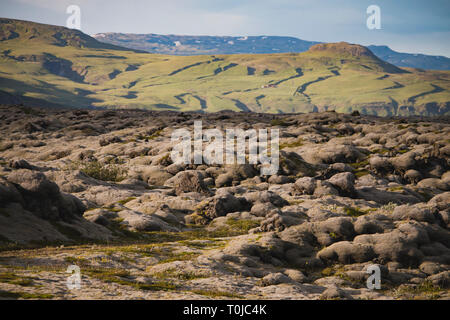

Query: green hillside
[0,18,449,116]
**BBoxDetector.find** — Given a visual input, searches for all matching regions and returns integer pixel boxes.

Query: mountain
[0,18,142,52]
[92,33,319,55]
[0,18,449,116]
[368,45,450,71]
[93,32,450,71]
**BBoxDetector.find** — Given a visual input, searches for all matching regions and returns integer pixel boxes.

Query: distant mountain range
[367,45,450,71]
[92,33,319,55]
[93,33,450,71]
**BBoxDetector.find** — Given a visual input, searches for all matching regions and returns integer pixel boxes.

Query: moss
[0,272,34,287]
[137,129,164,140]
[153,268,211,281]
[319,265,352,282]
[64,256,89,265]
[158,251,199,264]
[147,229,232,241]
[280,138,304,149]
[394,281,443,299]
[80,160,127,182]
[329,232,338,239]
[177,240,225,249]
[117,197,136,205]
[321,267,334,277]
[371,148,390,155]
[0,290,53,299]
[87,268,177,291]
[350,159,369,169]
[101,242,203,264]
[106,218,144,240]
[354,170,370,178]
[225,218,260,233]
[344,206,366,217]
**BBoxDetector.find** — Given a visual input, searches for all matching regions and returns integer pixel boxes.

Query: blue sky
[1,0,449,57]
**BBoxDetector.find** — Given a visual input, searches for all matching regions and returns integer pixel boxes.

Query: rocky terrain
[0,105,449,300]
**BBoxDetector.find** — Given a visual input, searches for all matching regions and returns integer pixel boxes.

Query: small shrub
[80,161,127,182]
[380,202,396,213]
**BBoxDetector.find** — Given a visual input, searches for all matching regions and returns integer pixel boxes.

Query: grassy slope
[0,18,449,115]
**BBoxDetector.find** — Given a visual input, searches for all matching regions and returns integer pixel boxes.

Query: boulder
[317,241,375,264]
[390,152,417,171]
[260,272,293,286]
[292,177,316,195]
[215,173,233,187]
[201,192,250,219]
[328,172,356,196]
[173,170,209,195]
[141,166,172,186]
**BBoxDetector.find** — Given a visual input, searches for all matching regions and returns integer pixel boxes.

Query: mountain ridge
[0,17,145,53]
[93,32,450,71]
[92,32,319,56]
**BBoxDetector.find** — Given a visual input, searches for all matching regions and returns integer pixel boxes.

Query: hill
[0,18,449,116]
[0,18,142,52]
[93,32,450,71]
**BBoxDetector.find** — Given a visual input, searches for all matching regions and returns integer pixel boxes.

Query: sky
[1,0,449,57]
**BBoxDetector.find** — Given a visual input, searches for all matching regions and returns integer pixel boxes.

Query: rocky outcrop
[0,106,449,300]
